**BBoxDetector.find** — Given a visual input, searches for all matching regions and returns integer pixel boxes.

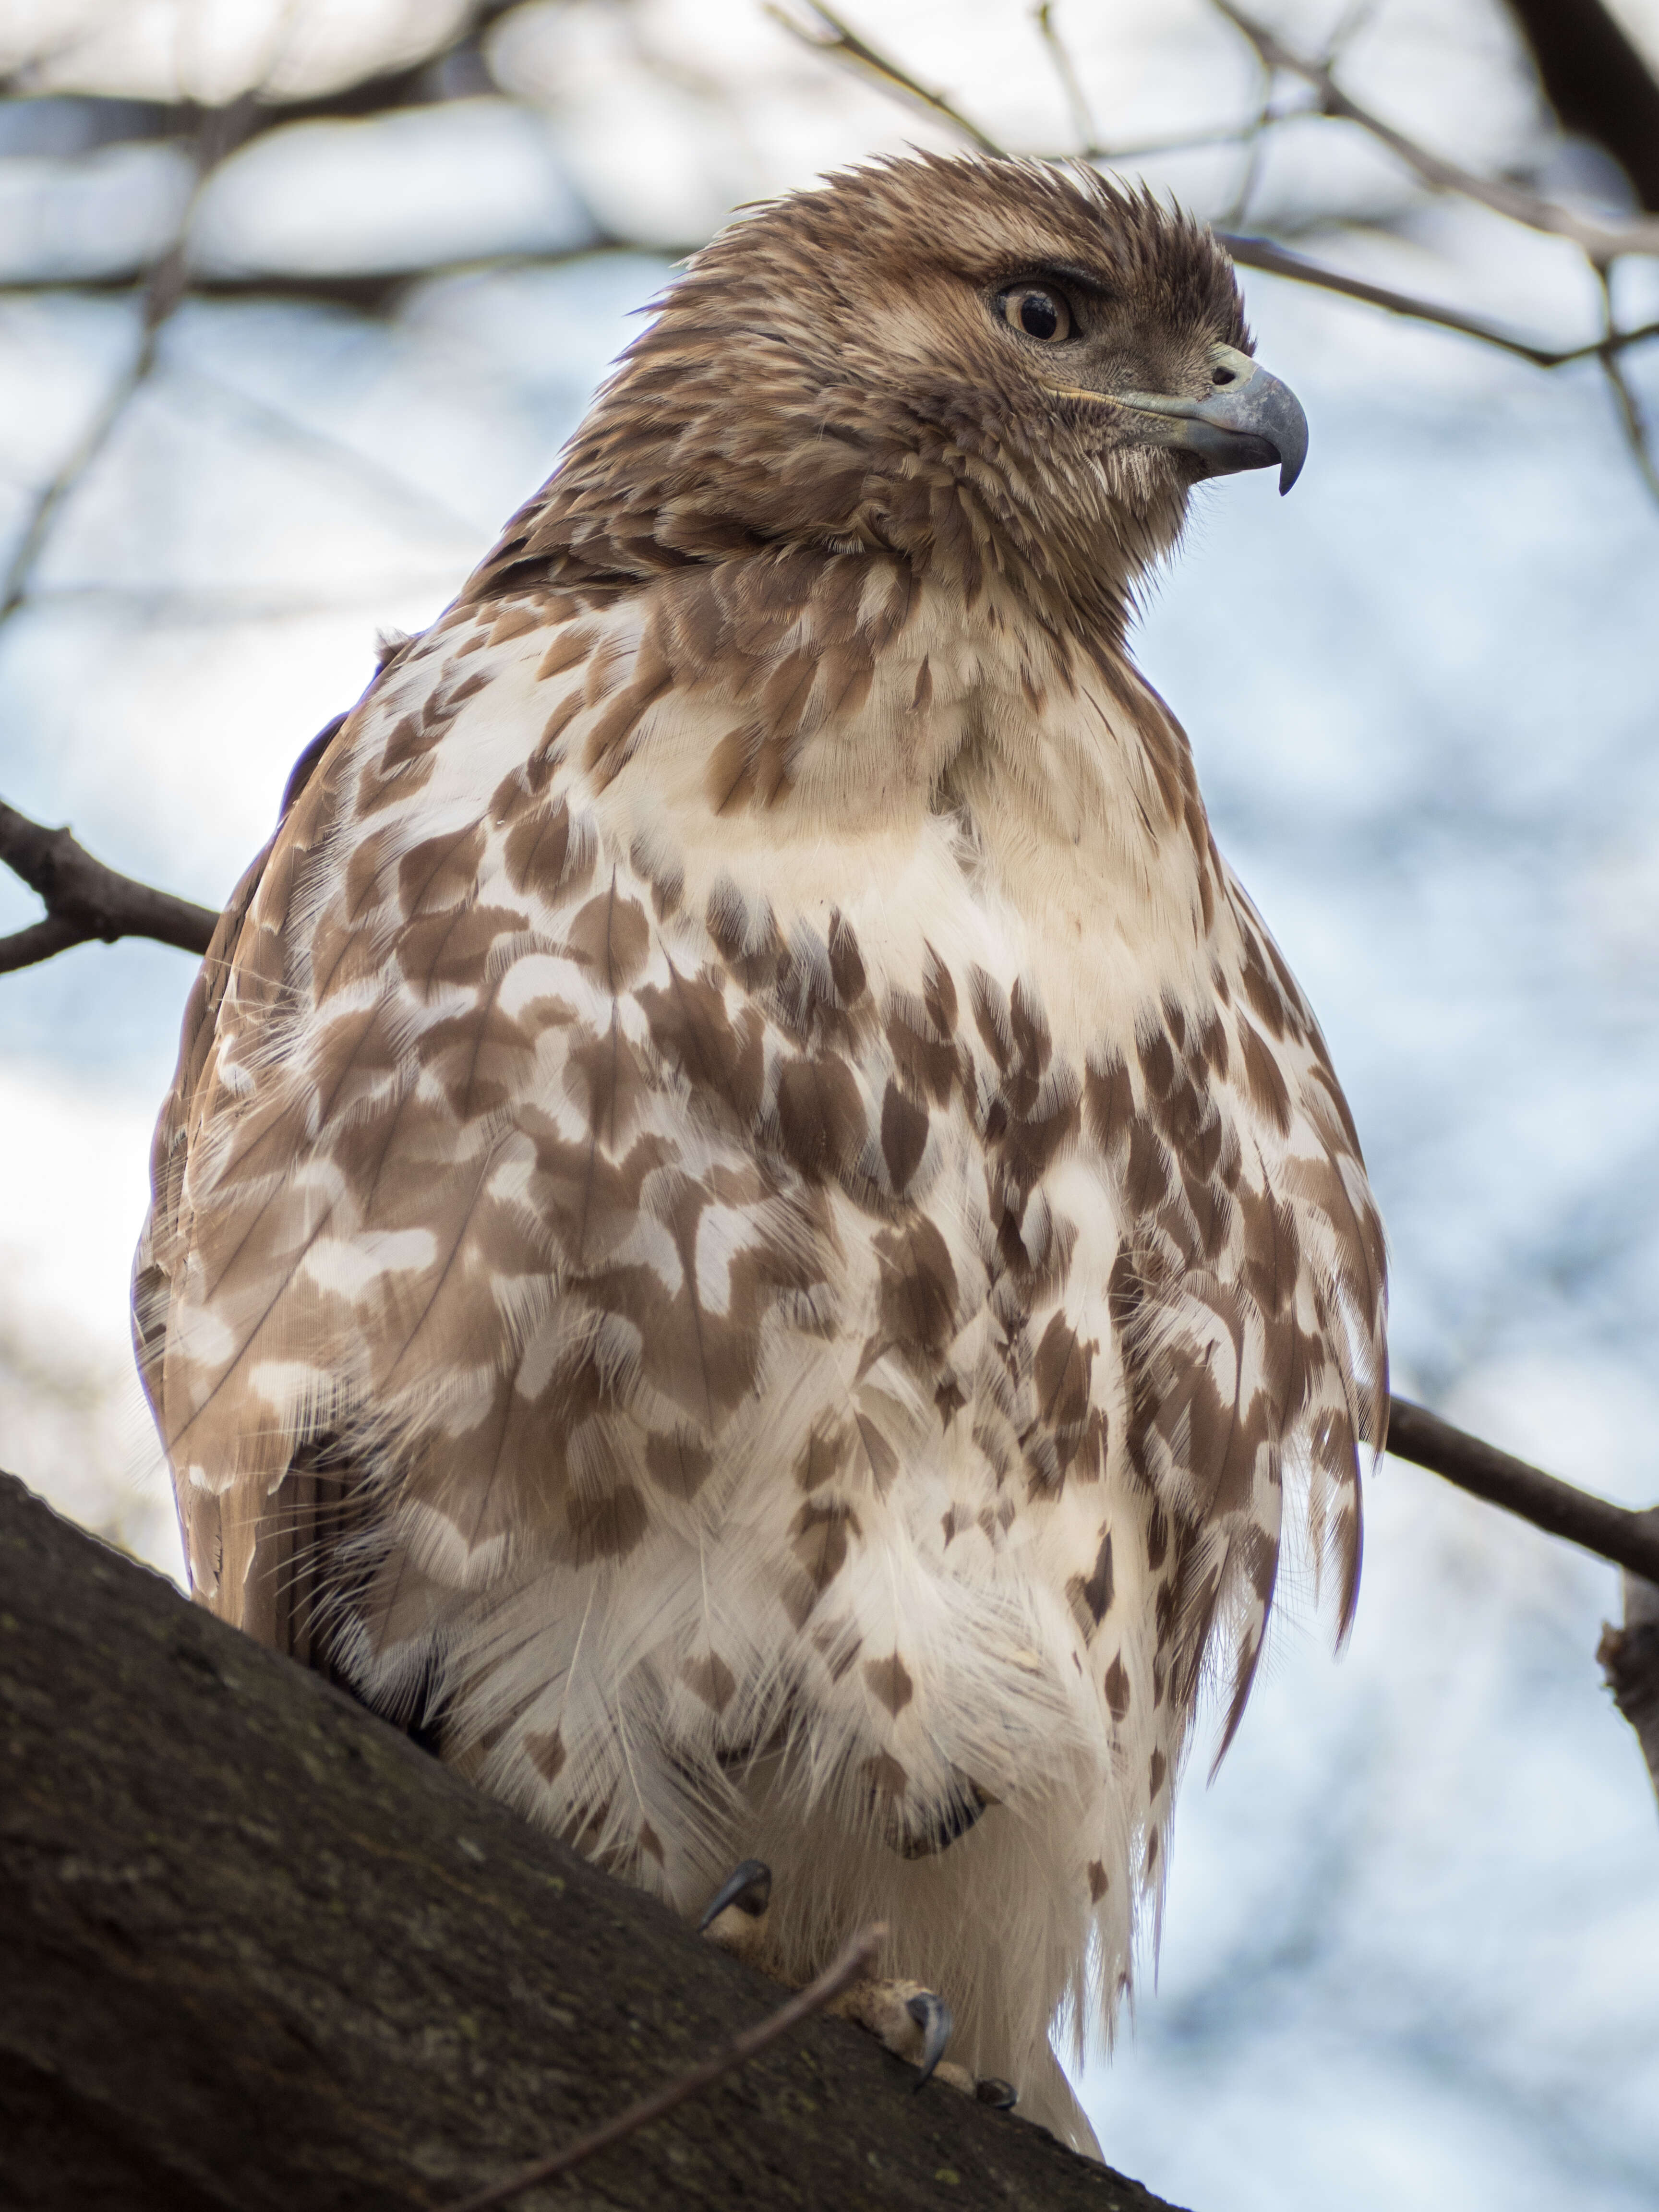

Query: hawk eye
[1002,286,1071,343]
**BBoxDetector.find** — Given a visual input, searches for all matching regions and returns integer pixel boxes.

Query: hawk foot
[831,1975,1015,2108]
[697,1856,773,1961]
[697,1862,1015,2111]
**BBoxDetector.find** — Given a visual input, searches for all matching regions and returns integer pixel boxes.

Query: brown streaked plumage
[136,155,1385,2151]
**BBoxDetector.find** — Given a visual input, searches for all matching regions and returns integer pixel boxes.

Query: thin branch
[1211,0,1659,261]
[767,2,1008,155]
[1386,1396,1659,1584]
[171,361,490,547]
[0,0,527,143]
[1594,264,1659,494]
[0,801,218,971]
[0,0,535,629]
[0,342,144,625]
[1216,231,1659,365]
[770,0,1659,387]
[447,1924,886,2212]
[1600,348,1659,495]
[0,92,261,630]
[0,237,677,319]
[1032,2,1098,153]
[1220,68,1276,230]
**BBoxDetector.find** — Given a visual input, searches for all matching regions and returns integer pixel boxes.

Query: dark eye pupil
[1019,291,1059,340]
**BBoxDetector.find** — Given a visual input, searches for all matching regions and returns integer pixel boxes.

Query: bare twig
[0,0,534,633]
[1600,348,1659,496]
[768,1,1008,155]
[1216,231,1659,366]
[1593,265,1659,494]
[0,92,261,630]
[0,801,218,971]
[1220,70,1275,230]
[447,1923,886,2212]
[1211,0,1659,260]
[1032,2,1098,154]
[770,0,1659,401]
[0,236,681,317]
[1386,1397,1659,1584]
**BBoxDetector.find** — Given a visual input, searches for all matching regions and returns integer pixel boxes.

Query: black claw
[905,1989,954,2091]
[697,1857,772,1932]
[975,2077,1018,2110]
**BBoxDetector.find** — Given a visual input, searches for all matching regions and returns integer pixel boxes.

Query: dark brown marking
[864,1752,909,1801]
[682,1652,737,1713]
[880,1081,929,1192]
[1104,1654,1130,1722]
[645,1430,714,1502]
[525,1727,565,1784]
[864,1651,914,1716]
[775,1053,866,1180]
[565,880,651,993]
[874,1218,958,1364]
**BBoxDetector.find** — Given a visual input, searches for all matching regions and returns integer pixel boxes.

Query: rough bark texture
[1599,1514,1659,1810]
[0,1472,1185,2212]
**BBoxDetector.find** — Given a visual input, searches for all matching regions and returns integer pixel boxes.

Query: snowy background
[1,3,1656,2208]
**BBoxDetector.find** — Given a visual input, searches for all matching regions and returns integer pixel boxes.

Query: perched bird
[136,155,1386,2152]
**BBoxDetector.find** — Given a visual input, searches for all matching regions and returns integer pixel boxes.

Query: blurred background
[1,2,1657,2205]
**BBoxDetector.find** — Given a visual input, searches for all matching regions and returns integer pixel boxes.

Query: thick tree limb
[0,1471,1180,2212]
[0,800,217,971]
[1504,0,1659,215]
[1386,1397,1659,1584]
[1598,1536,1659,1807]
[451,1926,887,2212]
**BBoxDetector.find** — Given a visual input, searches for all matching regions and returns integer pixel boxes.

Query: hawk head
[521,155,1306,636]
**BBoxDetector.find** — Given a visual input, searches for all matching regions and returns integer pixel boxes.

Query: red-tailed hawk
[136,156,1386,2152]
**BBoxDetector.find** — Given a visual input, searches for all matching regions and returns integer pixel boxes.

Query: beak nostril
[1211,367,1235,385]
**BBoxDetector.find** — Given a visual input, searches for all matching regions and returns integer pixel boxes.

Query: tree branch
[0,0,529,149]
[770,0,1659,404]
[0,241,666,319]
[1598,1541,1659,1807]
[0,801,218,971]
[1033,1,1100,156]
[1215,231,1659,367]
[0,91,264,631]
[1385,1396,1659,1584]
[1211,0,1659,262]
[0,0,538,632]
[767,2,1009,154]
[0,1469,1177,2212]
[450,1926,886,2212]
[1503,0,1659,215]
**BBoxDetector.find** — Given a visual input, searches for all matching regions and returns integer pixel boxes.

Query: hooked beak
[1051,345,1309,495]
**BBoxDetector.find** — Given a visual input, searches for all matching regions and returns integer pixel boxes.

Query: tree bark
[0,1472,1183,2212]
[1598,1514,1659,1809]
[1504,0,1659,213]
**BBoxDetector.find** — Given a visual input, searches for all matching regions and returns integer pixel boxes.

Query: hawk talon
[697,1855,773,1934]
[905,1988,954,2090]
